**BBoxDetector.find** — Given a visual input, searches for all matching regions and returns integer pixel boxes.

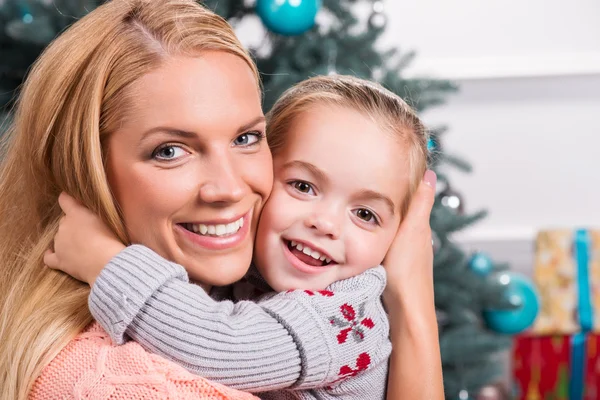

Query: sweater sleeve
[89,245,327,392]
[89,245,390,393]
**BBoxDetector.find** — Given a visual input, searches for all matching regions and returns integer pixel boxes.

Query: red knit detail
[361,318,375,329]
[285,289,335,297]
[340,304,355,321]
[331,353,371,384]
[318,290,334,296]
[336,328,353,344]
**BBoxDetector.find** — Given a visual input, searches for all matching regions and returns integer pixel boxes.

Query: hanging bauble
[427,137,437,152]
[432,230,441,254]
[368,0,387,30]
[5,15,55,44]
[435,309,449,328]
[483,272,539,334]
[468,252,494,277]
[256,0,321,36]
[439,186,464,215]
[476,383,508,400]
[457,389,472,400]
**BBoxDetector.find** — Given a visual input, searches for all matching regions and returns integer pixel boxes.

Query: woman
[0,0,442,398]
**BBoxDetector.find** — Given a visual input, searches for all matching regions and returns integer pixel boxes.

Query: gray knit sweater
[89,245,391,399]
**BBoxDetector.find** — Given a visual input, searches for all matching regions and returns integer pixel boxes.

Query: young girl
[49,75,432,398]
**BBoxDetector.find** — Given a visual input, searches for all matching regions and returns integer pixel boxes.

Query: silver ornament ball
[368,12,387,29]
[439,187,464,215]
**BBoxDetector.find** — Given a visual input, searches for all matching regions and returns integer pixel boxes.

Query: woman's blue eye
[153,145,187,161]
[234,132,262,146]
[291,181,315,195]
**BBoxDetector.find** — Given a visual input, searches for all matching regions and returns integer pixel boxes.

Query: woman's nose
[198,154,247,205]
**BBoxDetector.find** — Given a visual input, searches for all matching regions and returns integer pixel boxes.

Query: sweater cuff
[261,297,334,388]
[89,245,188,345]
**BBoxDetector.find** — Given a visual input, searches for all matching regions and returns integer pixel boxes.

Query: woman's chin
[186,253,253,288]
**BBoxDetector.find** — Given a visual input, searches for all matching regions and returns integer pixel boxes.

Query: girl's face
[105,52,273,288]
[254,104,411,291]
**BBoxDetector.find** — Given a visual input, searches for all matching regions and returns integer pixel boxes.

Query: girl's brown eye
[356,209,374,222]
[294,181,311,193]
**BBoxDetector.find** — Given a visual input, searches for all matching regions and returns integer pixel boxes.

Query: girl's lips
[175,210,251,251]
[282,239,335,275]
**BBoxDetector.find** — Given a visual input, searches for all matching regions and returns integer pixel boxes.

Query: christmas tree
[0,1,531,397]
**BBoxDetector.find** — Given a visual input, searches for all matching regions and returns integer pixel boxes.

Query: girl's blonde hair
[266,75,429,218]
[0,1,258,398]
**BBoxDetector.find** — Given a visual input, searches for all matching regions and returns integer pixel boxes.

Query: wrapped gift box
[530,229,600,335]
[512,229,600,400]
[513,334,600,400]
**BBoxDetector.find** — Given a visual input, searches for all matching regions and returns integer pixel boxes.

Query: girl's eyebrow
[354,189,396,216]
[282,160,329,184]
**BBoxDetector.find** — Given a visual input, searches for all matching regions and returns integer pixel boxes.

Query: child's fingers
[402,171,436,233]
[44,249,59,269]
[57,192,80,214]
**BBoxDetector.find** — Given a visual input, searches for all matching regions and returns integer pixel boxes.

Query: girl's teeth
[208,225,216,235]
[290,241,331,263]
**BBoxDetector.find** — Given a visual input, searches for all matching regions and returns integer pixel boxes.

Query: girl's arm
[90,245,391,394]
[383,173,444,400]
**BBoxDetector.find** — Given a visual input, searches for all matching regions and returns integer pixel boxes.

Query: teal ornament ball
[483,272,539,334]
[427,137,436,152]
[256,0,321,36]
[469,252,493,277]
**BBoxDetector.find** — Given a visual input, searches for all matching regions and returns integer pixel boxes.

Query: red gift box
[513,335,600,399]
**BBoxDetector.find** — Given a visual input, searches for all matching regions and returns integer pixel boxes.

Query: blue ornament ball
[483,272,539,334]
[469,252,494,277]
[256,0,321,36]
[427,137,436,152]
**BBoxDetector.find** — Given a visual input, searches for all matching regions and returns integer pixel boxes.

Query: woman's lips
[175,210,251,251]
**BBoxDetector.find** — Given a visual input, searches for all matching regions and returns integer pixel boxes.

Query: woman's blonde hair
[0,1,258,398]
[266,75,429,218]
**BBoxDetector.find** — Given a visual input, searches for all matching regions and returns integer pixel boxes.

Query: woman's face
[105,52,273,288]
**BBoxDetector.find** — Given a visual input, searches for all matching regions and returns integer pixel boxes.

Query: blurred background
[1,0,598,399]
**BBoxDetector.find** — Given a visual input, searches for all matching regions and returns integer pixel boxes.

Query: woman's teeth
[185,217,244,237]
[290,240,331,263]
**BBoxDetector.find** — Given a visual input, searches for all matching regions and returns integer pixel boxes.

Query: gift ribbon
[569,229,592,400]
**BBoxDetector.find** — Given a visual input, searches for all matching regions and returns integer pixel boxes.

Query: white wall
[377,0,600,247]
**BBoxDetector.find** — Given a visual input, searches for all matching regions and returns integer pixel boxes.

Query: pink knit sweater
[30,322,258,399]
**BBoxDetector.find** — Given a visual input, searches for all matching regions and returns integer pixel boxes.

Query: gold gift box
[530,230,600,335]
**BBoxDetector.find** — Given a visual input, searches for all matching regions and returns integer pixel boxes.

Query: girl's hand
[44,192,125,286]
